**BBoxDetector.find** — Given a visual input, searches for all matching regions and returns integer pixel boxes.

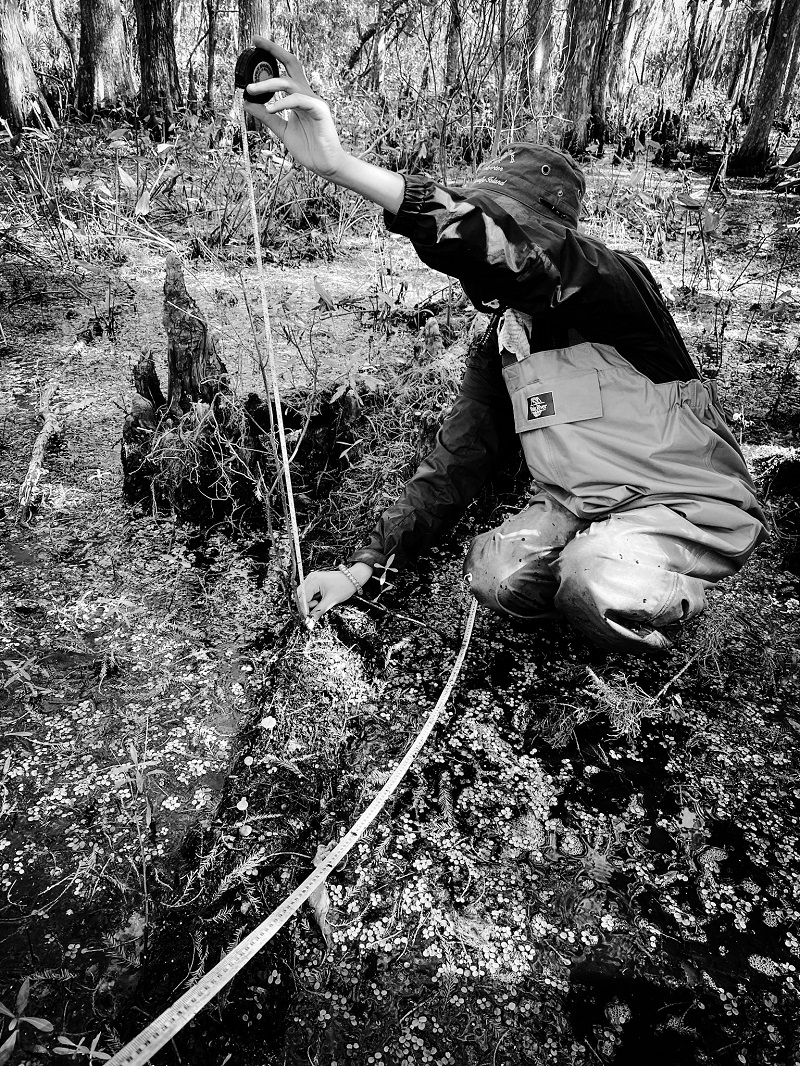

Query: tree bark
[444,0,461,95]
[729,0,771,103]
[19,383,61,522]
[76,0,134,114]
[778,25,800,121]
[370,0,387,94]
[521,0,552,113]
[133,0,182,136]
[588,0,622,155]
[49,0,78,76]
[490,0,508,155]
[732,0,800,174]
[0,0,40,129]
[205,0,218,110]
[560,0,604,155]
[163,255,228,415]
[606,0,651,102]
[238,0,270,51]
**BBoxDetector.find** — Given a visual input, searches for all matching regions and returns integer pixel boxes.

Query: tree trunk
[370,0,387,94]
[561,0,604,155]
[729,0,771,103]
[238,0,270,50]
[133,0,182,136]
[605,0,638,101]
[0,0,40,128]
[732,0,800,174]
[205,0,218,110]
[49,0,78,76]
[521,0,553,113]
[491,0,508,155]
[778,25,800,121]
[683,0,701,102]
[76,0,134,114]
[444,0,461,95]
[588,0,622,155]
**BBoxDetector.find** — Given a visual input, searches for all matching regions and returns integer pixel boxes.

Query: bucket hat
[464,143,585,229]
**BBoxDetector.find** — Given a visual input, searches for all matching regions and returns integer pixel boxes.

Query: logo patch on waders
[527,392,555,420]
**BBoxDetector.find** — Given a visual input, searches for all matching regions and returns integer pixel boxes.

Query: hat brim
[461,187,578,231]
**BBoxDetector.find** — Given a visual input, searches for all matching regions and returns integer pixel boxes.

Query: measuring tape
[236,90,310,619]
[106,598,478,1066]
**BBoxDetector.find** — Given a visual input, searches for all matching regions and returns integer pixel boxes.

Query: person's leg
[463,490,587,618]
[553,505,739,652]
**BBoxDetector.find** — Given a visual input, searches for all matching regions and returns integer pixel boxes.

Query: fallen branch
[19,382,61,521]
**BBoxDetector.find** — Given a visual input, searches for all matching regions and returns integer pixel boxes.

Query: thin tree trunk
[561,0,604,155]
[588,0,621,155]
[683,0,701,102]
[732,0,800,174]
[605,0,638,101]
[521,0,553,113]
[238,0,270,50]
[491,0,508,155]
[49,0,78,76]
[778,26,800,120]
[444,0,461,95]
[133,0,182,136]
[0,0,44,129]
[345,0,406,72]
[205,0,218,110]
[370,0,387,94]
[76,0,134,114]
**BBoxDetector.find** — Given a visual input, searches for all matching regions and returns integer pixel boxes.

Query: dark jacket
[348,174,704,573]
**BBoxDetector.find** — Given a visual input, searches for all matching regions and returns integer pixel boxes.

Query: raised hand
[240,36,405,213]
[242,38,347,179]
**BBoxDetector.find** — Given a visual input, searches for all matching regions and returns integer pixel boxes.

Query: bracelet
[337,563,364,595]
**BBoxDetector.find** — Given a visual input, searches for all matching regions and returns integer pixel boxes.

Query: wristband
[337,564,364,595]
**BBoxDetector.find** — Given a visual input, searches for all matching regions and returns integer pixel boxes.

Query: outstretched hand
[242,38,346,179]
[297,569,359,623]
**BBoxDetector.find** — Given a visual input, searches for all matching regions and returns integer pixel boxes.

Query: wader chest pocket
[509,370,603,434]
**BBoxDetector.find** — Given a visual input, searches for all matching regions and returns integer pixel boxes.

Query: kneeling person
[244,42,767,652]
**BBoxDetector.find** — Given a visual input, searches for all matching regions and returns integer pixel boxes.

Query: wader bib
[464,312,766,651]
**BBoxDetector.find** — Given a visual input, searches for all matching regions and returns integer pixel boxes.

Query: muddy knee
[554,531,707,650]
[464,532,557,618]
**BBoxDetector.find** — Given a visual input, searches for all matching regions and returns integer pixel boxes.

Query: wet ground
[1,144,800,1065]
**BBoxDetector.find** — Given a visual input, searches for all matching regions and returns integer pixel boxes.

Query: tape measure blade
[108,598,478,1066]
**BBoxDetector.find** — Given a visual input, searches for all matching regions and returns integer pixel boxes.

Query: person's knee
[554,527,707,649]
[464,531,557,618]
[463,531,499,605]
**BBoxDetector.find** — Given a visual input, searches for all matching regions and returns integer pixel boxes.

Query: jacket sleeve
[383,174,561,314]
[347,322,519,573]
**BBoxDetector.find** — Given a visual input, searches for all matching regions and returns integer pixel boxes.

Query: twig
[18,382,61,522]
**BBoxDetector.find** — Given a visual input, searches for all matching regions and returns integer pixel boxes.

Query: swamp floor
[1,149,800,1066]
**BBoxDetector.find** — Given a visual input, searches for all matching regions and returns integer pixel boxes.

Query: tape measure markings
[106,598,478,1066]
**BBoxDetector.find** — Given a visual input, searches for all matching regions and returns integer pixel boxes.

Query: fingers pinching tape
[235,47,279,102]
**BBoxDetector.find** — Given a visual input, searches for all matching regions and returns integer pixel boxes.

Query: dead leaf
[314,277,336,310]
[679,807,696,829]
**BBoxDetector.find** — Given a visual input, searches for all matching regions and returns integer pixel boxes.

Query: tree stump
[122,255,258,519]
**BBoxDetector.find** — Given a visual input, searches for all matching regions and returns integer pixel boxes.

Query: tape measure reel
[235,47,280,102]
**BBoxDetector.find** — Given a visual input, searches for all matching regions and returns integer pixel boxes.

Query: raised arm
[242,37,405,214]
